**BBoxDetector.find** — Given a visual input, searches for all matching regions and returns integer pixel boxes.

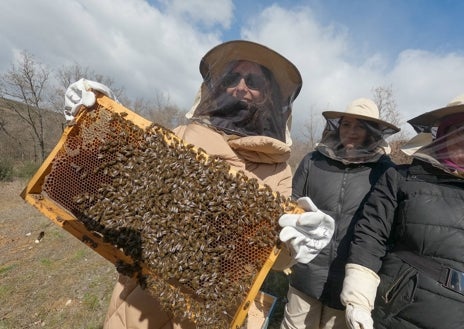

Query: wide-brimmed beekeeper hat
[401,94,464,156]
[199,40,302,103]
[322,98,400,133]
[407,94,464,133]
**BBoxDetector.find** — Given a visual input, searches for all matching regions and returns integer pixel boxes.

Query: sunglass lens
[222,72,242,88]
[245,74,265,90]
[222,72,265,90]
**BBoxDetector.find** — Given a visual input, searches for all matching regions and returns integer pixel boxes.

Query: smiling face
[222,61,266,104]
[338,116,368,149]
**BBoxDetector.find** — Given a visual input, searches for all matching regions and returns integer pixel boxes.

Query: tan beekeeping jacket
[103,122,292,329]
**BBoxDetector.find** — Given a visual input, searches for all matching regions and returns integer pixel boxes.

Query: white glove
[278,197,335,264]
[340,263,380,329]
[345,305,373,329]
[64,78,116,121]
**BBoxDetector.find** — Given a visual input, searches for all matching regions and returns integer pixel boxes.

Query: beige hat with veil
[187,40,303,145]
[402,94,464,156]
[315,98,400,163]
[322,98,400,134]
[199,40,302,103]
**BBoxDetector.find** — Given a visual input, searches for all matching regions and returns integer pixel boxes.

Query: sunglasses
[221,72,266,90]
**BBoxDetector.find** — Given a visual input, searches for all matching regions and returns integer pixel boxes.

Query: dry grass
[0,180,118,329]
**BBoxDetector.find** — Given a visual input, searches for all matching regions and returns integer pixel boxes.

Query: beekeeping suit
[101,40,305,329]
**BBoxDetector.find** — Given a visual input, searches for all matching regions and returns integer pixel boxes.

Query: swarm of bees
[41,104,297,328]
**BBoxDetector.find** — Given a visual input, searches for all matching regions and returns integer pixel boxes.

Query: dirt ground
[0,179,288,329]
[0,180,117,329]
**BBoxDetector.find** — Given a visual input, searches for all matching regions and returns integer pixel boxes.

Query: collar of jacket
[410,152,464,179]
[313,151,388,172]
[316,142,387,165]
[173,122,290,165]
[407,159,464,182]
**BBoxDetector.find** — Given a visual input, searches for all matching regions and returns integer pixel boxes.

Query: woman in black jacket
[341,95,464,329]
[280,98,400,329]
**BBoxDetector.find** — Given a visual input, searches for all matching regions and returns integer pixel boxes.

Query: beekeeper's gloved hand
[278,197,335,264]
[64,78,117,121]
[340,263,380,329]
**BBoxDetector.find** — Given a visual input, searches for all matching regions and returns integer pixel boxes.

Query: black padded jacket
[289,151,395,309]
[348,159,464,329]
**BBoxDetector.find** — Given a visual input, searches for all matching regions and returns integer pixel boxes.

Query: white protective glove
[340,263,380,329]
[64,78,117,121]
[278,197,335,265]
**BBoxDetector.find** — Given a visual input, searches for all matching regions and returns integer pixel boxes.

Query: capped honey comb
[21,94,302,329]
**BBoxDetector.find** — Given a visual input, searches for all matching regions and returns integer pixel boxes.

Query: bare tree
[289,106,324,170]
[134,91,187,129]
[0,51,51,162]
[53,63,187,132]
[372,85,412,164]
[50,62,127,114]
[301,105,324,149]
[372,85,402,129]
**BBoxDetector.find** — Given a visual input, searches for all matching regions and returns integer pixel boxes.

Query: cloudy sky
[1,0,464,136]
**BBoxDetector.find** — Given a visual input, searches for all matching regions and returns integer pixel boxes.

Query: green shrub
[0,161,13,181]
[13,161,40,179]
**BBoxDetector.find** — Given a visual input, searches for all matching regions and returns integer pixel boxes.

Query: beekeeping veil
[401,94,464,177]
[316,98,400,164]
[186,40,302,145]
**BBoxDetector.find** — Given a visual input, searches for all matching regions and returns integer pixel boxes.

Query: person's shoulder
[369,155,396,175]
[173,122,219,139]
[378,162,410,183]
[307,150,324,160]
[377,154,396,167]
[296,150,317,163]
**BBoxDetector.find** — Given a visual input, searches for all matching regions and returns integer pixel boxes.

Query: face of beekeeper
[221,61,266,104]
[338,116,368,150]
[445,123,464,166]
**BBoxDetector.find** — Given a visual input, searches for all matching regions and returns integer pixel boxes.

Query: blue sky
[1,0,464,137]
[311,0,464,62]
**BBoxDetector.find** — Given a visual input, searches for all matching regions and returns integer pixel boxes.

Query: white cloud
[159,0,234,29]
[239,5,387,132]
[0,0,225,109]
[238,4,464,136]
[388,50,464,117]
[1,0,464,138]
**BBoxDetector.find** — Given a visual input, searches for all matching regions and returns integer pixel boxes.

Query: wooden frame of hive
[21,94,302,328]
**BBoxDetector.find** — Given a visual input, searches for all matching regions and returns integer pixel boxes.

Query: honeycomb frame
[20,94,302,328]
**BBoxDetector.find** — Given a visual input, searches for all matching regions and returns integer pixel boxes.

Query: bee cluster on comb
[33,99,299,328]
